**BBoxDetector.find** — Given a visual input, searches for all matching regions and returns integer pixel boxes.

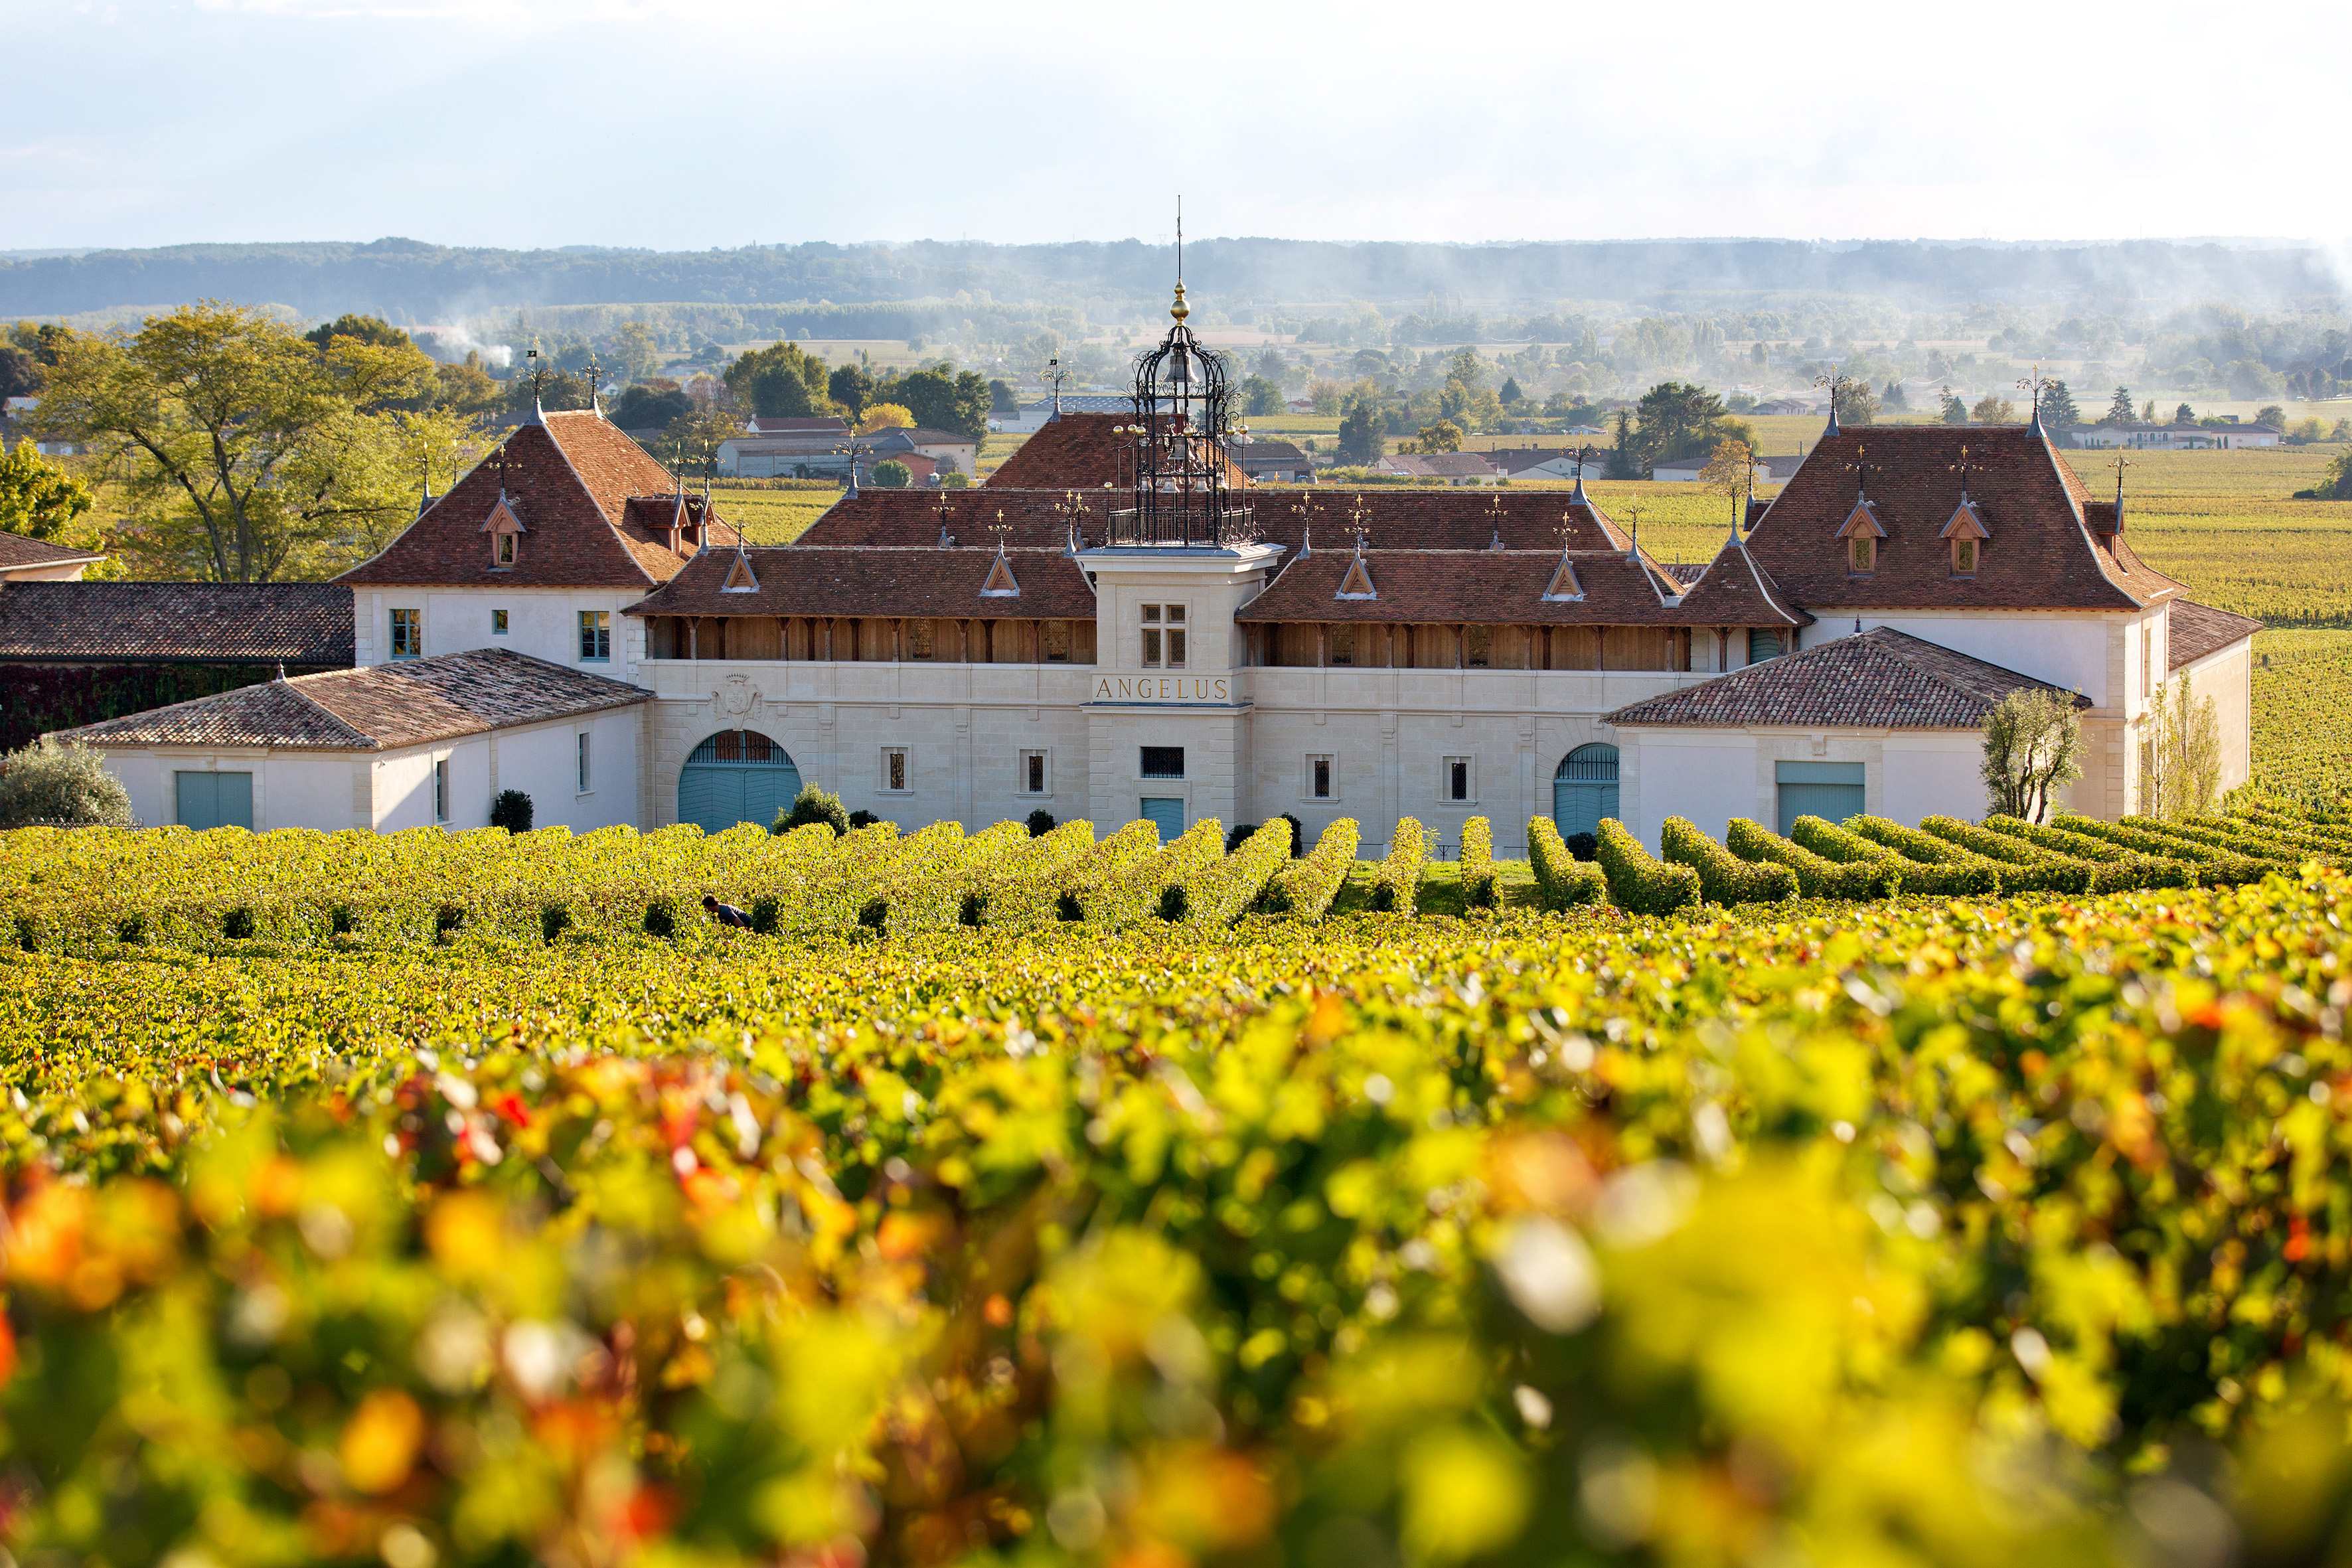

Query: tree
[2311,448,2352,501]
[1409,420,1463,453]
[1880,381,1907,411]
[828,363,876,420]
[0,738,134,828]
[1238,376,1285,418]
[609,381,692,432]
[28,304,466,582]
[724,341,832,419]
[303,314,410,354]
[1971,394,2017,423]
[883,366,990,443]
[1834,379,1879,428]
[2255,404,2286,430]
[1336,398,1385,466]
[1940,387,1968,424]
[858,402,915,433]
[2143,400,2158,422]
[1499,376,1524,407]
[0,441,94,542]
[988,378,1019,416]
[2140,676,2221,821]
[0,344,42,403]
[1606,408,1642,479]
[1697,436,1756,509]
[2175,402,2196,424]
[658,404,747,471]
[777,783,848,836]
[433,353,502,418]
[608,321,661,384]
[2105,386,2135,425]
[2039,379,2081,430]
[489,789,534,834]
[868,459,912,489]
[1980,688,2083,824]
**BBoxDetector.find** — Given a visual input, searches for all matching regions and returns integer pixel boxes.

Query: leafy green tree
[1833,379,1878,428]
[1499,376,1524,406]
[1606,409,1642,478]
[724,341,832,419]
[1880,381,1907,411]
[859,402,915,433]
[432,353,502,418]
[303,314,410,353]
[0,441,94,542]
[1971,394,2017,423]
[1335,398,1384,466]
[988,378,1019,416]
[1940,387,1968,424]
[1980,688,2083,823]
[2175,402,2196,424]
[828,363,876,420]
[658,405,745,472]
[1238,376,1285,417]
[869,459,912,489]
[609,382,692,431]
[506,367,592,416]
[2143,400,2157,422]
[2105,386,2135,424]
[882,366,990,443]
[608,321,661,383]
[0,343,45,402]
[29,304,467,582]
[2141,676,2221,820]
[2256,404,2286,430]
[1407,420,1463,453]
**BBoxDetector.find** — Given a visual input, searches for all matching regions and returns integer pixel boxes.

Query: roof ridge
[537,416,664,586]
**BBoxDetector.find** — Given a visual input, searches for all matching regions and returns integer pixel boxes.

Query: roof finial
[584,352,603,418]
[1292,497,1316,558]
[1569,443,1591,504]
[1948,442,1972,501]
[1486,489,1506,551]
[1814,366,1843,437]
[1170,195,1189,322]
[2018,365,2048,433]
[2109,451,2131,531]
[1727,485,1743,549]
[1845,441,1870,500]
[1348,495,1370,556]
[524,347,545,425]
[1624,501,1643,560]
[991,508,1012,556]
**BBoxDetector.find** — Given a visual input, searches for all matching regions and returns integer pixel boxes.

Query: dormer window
[1940,499,1989,578]
[1835,498,1885,578]
[482,494,525,568]
[1848,536,1875,574]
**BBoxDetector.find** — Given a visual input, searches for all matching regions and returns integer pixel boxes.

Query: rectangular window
[1747,628,1784,664]
[1444,756,1472,803]
[882,747,909,793]
[1043,620,1071,663]
[491,608,509,635]
[1021,749,1049,795]
[576,731,592,794]
[1848,536,1875,574]
[1309,755,1334,800]
[433,756,450,824]
[1951,538,1978,576]
[1140,603,1186,668]
[578,610,611,663]
[1140,745,1185,780]
[495,531,516,566]
[390,607,422,660]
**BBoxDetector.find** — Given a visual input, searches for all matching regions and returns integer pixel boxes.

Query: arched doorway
[1553,744,1620,839]
[678,730,801,832]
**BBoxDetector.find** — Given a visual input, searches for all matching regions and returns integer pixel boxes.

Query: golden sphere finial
[1170,281,1190,321]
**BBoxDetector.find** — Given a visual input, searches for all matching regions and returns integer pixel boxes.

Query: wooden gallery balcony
[1248,622,1693,672]
[642,614,1098,665]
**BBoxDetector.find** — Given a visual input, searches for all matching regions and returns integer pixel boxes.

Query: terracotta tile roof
[339,413,734,588]
[1607,626,2090,730]
[984,413,1246,491]
[1236,548,1689,625]
[1672,536,1809,629]
[0,581,353,664]
[801,485,1636,557]
[0,534,103,572]
[625,545,1097,621]
[2167,600,2262,670]
[55,647,647,751]
[1743,424,2185,612]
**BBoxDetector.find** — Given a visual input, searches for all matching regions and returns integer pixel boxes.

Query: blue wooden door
[678,730,801,833]
[1552,744,1619,838]
[1775,761,1865,834]
[176,770,253,829]
[1139,797,1185,842]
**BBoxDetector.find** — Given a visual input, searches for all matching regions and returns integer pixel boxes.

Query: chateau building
[59,283,2258,849]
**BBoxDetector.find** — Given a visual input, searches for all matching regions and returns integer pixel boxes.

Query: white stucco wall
[2181,639,2256,796]
[1810,611,2122,707]
[354,586,643,675]
[1619,726,1993,850]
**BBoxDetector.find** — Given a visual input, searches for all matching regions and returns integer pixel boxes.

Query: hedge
[1724,818,1900,900]
[1661,817,1796,905]
[1527,817,1608,909]
[1181,819,1293,924]
[1459,817,1498,908]
[1789,815,1913,880]
[2050,813,2275,886]
[1919,816,2095,893]
[1267,819,1359,918]
[1595,819,1700,915]
[1370,817,1427,913]
[1845,816,2004,896]
[1981,817,2196,891]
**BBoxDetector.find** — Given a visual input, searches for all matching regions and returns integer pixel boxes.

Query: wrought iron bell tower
[1109,212,1251,548]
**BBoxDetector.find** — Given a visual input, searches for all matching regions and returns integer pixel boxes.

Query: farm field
[7,814,2352,1561]
[709,482,839,545]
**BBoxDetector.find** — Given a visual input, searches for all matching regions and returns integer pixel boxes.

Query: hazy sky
[10,0,2348,253]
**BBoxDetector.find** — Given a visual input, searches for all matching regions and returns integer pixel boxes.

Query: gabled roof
[0,582,354,665]
[54,647,647,751]
[625,545,1097,621]
[2167,601,2261,670]
[0,534,104,573]
[1607,626,2090,730]
[1940,499,1990,540]
[339,413,736,588]
[1745,424,2183,611]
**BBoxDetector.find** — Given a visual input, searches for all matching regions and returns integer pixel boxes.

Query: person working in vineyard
[702,894,753,929]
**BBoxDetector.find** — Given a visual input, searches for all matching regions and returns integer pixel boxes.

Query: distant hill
[1,236,2339,323]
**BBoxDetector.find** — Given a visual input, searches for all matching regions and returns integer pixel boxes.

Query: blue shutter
[1139,797,1185,841]
[1774,761,1864,834]
[176,771,252,830]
